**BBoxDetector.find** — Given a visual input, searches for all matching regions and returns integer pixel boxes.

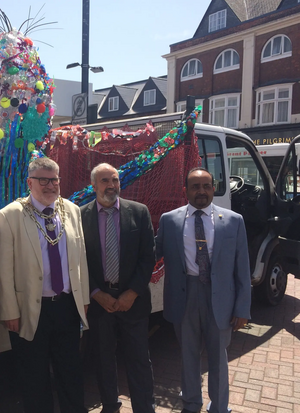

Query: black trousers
[89,307,155,413]
[10,293,86,413]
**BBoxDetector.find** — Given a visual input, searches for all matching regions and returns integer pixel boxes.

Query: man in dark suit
[81,163,156,413]
[156,167,251,413]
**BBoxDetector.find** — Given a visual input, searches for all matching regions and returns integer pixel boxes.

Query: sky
[1,0,211,90]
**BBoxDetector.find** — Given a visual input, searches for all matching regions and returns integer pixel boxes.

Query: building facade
[163,0,300,144]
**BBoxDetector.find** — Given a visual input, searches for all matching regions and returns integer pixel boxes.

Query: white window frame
[176,99,203,122]
[256,85,292,126]
[108,96,119,112]
[261,35,292,63]
[214,49,240,74]
[209,9,227,33]
[181,59,203,81]
[144,89,156,106]
[209,94,240,129]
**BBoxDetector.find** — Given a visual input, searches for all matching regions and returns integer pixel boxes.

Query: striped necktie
[104,207,119,284]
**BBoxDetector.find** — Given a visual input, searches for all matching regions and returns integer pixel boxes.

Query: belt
[104,282,119,290]
[42,293,69,302]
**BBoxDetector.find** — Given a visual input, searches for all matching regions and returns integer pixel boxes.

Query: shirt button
[36,299,40,303]
[39,277,42,280]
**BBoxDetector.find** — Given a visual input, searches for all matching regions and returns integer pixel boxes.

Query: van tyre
[253,252,287,306]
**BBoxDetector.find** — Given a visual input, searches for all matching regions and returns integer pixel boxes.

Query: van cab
[194,124,300,305]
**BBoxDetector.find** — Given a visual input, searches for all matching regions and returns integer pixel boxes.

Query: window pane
[215,98,225,108]
[278,101,288,122]
[214,110,225,126]
[263,42,271,58]
[228,97,237,106]
[263,91,275,100]
[272,37,282,55]
[284,37,292,53]
[232,51,239,65]
[227,108,237,128]
[182,65,188,77]
[189,60,196,76]
[279,89,289,99]
[216,55,222,69]
[224,50,231,67]
[262,102,274,123]
[197,60,203,74]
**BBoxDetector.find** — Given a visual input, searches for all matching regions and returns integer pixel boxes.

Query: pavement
[1,273,300,413]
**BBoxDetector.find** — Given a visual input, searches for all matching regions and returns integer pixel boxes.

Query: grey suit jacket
[156,203,251,329]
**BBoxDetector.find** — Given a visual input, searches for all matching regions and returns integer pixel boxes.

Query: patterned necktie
[104,207,119,284]
[43,207,64,295]
[194,209,211,284]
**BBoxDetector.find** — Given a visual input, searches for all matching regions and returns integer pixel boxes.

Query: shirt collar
[187,202,213,218]
[30,194,55,212]
[96,197,120,213]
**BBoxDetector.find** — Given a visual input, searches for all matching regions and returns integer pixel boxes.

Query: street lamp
[66,63,104,92]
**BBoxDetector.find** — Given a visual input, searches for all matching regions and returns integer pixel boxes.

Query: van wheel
[253,253,287,306]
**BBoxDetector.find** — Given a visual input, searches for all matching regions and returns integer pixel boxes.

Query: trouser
[173,276,232,413]
[89,308,155,413]
[10,293,87,413]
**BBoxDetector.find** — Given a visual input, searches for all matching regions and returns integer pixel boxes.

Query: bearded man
[81,163,156,413]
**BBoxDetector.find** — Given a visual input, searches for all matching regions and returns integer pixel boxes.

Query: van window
[227,144,265,188]
[196,136,225,195]
[278,149,300,199]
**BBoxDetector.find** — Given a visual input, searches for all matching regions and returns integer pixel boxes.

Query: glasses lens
[39,178,49,186]
[51,178,60,186]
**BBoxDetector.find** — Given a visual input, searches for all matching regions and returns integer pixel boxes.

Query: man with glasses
[0,157,90,413]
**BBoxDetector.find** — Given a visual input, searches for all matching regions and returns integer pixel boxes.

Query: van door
[274,135,300,278]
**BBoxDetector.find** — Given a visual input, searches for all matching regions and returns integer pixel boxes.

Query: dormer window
[181,59,203,81]
[144,89,156,106]
[108,96,119,112]
[209,9,227,33]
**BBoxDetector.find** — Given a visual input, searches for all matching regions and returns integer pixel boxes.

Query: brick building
[163,0,300,144]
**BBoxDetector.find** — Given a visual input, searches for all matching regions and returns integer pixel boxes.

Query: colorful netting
[46,114,201,283]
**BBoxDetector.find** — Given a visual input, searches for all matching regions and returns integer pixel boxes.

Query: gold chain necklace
[17,196,66,246]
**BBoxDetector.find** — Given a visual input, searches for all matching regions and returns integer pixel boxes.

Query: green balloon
[7,66,19,75]
[14,138,24,149]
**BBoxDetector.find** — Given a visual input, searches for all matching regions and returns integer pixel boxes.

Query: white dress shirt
[183,203,215,276]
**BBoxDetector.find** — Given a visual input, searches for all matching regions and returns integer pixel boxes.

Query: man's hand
[4,318,20,333]
[115,289,138,312]
[230,316,248,332]
[92,290,119,313]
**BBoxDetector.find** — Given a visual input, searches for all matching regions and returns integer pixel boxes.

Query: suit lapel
[119,199,131,265]
[212,205,226,262]
[87,200,102,263]
[23,206,43,273]
[175,206,188,270]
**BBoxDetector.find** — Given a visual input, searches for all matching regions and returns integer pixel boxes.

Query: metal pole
[82,0,89,102]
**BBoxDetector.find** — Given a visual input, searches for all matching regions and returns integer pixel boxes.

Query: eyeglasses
[29,177,61,186]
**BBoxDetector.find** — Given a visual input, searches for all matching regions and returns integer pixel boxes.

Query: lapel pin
[219,214,223,219]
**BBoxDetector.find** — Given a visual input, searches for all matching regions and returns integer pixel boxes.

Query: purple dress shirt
[30,195,71,297]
